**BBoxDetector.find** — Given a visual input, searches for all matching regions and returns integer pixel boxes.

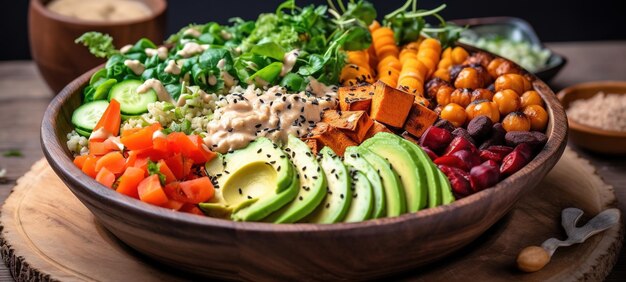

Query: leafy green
[250,62,284,86]
[147,160,167,185]
[280,73,306,91]
[75,32,118,58]
[251,42,286,61]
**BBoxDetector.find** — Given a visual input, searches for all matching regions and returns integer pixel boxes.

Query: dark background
[3,0,626,61]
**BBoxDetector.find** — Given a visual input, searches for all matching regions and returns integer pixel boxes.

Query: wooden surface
[0,41,624,280]
[0,149,621,281]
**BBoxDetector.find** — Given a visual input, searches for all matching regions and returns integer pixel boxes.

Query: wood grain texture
[0,41,625,280]
[0,149,621,281]
[28,0,166,93]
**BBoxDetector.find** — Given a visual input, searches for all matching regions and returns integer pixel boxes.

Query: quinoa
[567,92,626,132]
[66,130,89,156]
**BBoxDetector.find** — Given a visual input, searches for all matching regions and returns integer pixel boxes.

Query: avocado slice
[361,133,427,212]
[343,168,373,222]
[436,168,455,205]
[265,135,327,223]
[343,146,385,218]
[356,147,406,217]
[199,138,298,221]
[303,147,352,224]
[399,138,442,208]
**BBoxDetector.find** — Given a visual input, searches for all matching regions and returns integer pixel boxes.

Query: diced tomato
[95,167,116,188]
[89,141,113,156]
[73,155,88,169]
[120,123,161,151]
[166,132,194,154]
[82,155,100,178]
[186,135,217,164]
[180,204,205,215]
[164,153,184,180]
[133,157,150,176]
[161,199,185,211]
[137,174,168,205]
[179,177,214,204]
[134,146,169,162]
[153,136,169,152]
[93,99,121,138]
[182,157,194,179]
[116,167,145,198]
[95,151,126,174]
[157,160,177,184]
[163,177,214,204]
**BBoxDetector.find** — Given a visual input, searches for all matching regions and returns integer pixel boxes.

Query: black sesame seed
[277,166,281,171]
[228,128,233,132]
[224,170,230,174]
[330,169,336,174]
[299,196,303,201]
[302,166,307,171]
[312,175,318,180]
[325,203,330,208]
[255,124,262,128]
[270,160,276,164]
[280,155,286,158]
[257,148,262,153]
[340,194,344,199]
[247,195,252,199]
[350,154,356,158]
[266,154,271,158]
[335,174,339,179]
[238,188,242,195]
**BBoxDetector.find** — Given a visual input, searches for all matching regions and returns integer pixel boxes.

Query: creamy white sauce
[47,0,152,22]
[222,71,236,88]
[137,79,173,102]
[183,27,201,38]
[164,60,181,75]
[220,30,232,40]
[280,49,300,76]
[120,44,133,54]
[124,59,145,75]
[176,42,208,58]
[203,83,337,153]
[145,46,168,60]
[89,127,112,140]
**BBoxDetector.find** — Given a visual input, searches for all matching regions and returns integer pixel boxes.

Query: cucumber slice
[108,80,158,115]
[75,127,92,137]
[71,100,109,132]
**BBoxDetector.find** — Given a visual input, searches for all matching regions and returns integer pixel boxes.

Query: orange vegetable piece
[116,166,145,198]
[370,81,414,128]
[153,136,169,152]
[322,110,374,143]
[164,153,184,180]
[161,199,185,211]
[138,174,168,205]
[179,177,215,204]
[309,122,357,156]
[180,204,205,215]
[93,99,121,138]
[403,103,439,138]
[95,151,126,175]
[73,155,88,169]
[157,159,178,184]
[81,155,100,178]
[120,123,161,151]
[95,167,116,188]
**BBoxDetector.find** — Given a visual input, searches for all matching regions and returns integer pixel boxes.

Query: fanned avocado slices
[265,135,327,223]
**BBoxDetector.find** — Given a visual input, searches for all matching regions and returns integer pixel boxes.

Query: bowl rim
[31,0,167,27]
[41,50,568,234]
[557,80,626,138]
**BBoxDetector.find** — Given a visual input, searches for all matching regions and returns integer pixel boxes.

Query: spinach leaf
[280,73,306,91]
[251,42,286,61]
[249,62,284,86]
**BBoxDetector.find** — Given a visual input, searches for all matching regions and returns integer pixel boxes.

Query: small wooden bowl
[28,0,166,93]
[41,65,567,279]
[557,81,626,154]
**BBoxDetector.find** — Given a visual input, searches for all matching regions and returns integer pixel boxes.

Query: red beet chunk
[439,165,472,198]
[451,149,481,169]
[443,136,477,156]
[500,144,533,176]
[420,126,452,152]
[435,155,469,171]
[470,161,500,192]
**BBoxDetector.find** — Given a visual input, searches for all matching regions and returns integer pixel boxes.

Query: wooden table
[0,41,624,281]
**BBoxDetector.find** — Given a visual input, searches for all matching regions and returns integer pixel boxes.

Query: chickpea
[494,73,532,94]
[523,105,549,131]
[487,58,505,79]
[440,103,467,127]
[488,58,521,79]
[433,68,450,82]
[517,246,550,272]
[466,99,500,123]
[502,112,531,132]
[520,90,544,108]
[493,89,521,115]
[451,47,469,65]
[454,67,481,89]
[436,85,454,106]
[471,88,494,102]
[450,88,472,107]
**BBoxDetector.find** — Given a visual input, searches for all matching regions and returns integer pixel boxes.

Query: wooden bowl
[41,67,567,279]
[557,81,626,154]
[28,0,167,93]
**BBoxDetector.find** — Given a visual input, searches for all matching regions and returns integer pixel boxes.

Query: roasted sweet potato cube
[403,102,438,138]
[302,138,321,155]
[309,122,357,156]
[338,84,375,112]
[322,110,374,143]
[364,120,393,140]
[370,81,414,128]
